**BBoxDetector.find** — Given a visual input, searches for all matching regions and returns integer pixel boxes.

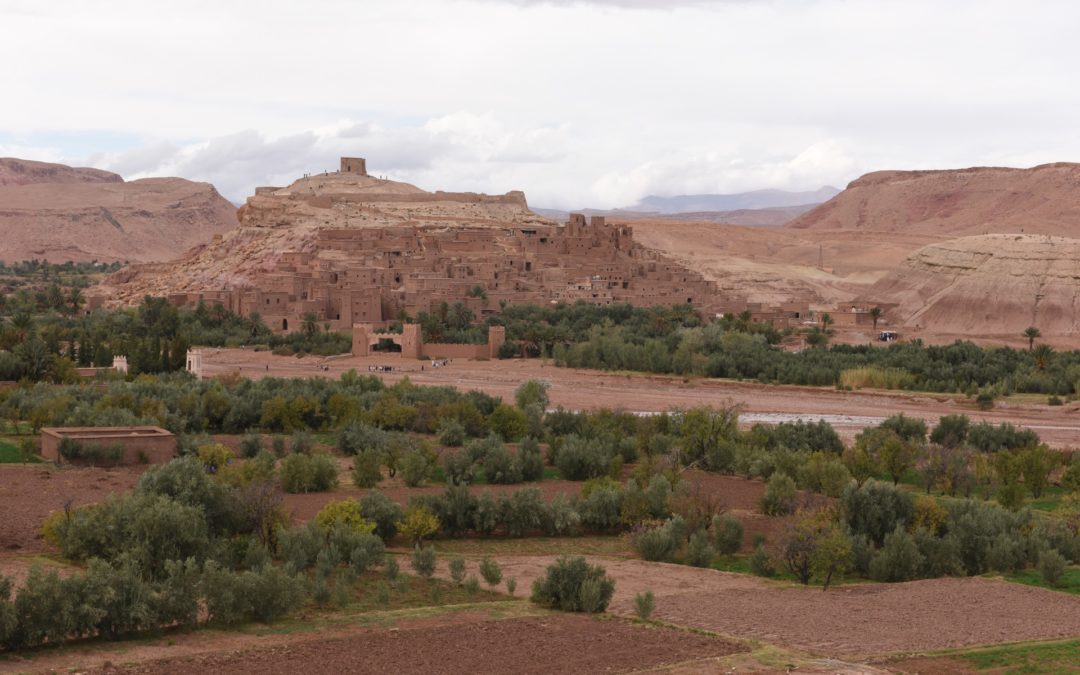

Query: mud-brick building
[39,426,176,465]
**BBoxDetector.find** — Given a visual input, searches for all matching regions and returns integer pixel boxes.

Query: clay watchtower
[340,157,368,175]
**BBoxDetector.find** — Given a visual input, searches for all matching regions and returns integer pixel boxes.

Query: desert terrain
[0,158,237,264]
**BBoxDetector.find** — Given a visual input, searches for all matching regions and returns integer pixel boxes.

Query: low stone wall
[40,426,176,465]
[421,343,488,359]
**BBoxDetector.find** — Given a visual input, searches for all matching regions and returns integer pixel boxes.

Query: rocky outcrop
[873,234,1080,335]
[788,163,1080,237]
[0,158,238,263]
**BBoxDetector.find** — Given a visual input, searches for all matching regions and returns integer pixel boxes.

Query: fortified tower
[340,157,367,175]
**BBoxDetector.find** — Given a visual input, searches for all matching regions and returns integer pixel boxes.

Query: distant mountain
[534,186,839,225]
[0,158,238,264]
[633,187,840,213]
[532,204,818,227]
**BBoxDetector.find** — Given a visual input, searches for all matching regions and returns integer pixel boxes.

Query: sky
[1,0,1078,208]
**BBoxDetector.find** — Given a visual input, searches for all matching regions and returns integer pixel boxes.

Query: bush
[1039,549,1067,587]
[555,435,609,481]
[240,433,264,458]
[759,472,798,516]
[634,521,679,562]
[531,556,614,613]
[338,422,389,456]
[841,480,914,546]
[410,545,437,579]
[685,530,715,567]
[713,513,744,555]
[360,492,403,542]
[749,543,775,577]
[500,487,547,537]
[449,557,466,585]
[634,590,655,620]
[400,448,434,487]
[518,437,545,482]
[280,452,339,493]
[397,504,440,544]
[315,500,376,536]
[868,526,923,582]
[443,450,475,486]
[479,557,503,586]
[464,575,480,596]
[290,431,315,454]
[489,404,529,442]
[506,576,517,595]
[482,442,523,484]
[930,414,970,449]
[437,418,466,447]
[352,450,382,488]
[578,483,624,532]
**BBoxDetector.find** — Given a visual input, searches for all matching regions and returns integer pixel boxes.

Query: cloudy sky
[1,0,1077,208]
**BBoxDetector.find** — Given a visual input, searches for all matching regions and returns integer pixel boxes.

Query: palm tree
[67,287,84,317]
[820,312,834,333]
[1023,326,1041,351]
[869,306,883,331]
[1033,343,1054,371]
[301,312,319,338]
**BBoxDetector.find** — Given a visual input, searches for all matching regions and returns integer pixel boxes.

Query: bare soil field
[202,349,1080,447]
[433,556,1080,659]
[0,464,143,553]
[76,613,744,675]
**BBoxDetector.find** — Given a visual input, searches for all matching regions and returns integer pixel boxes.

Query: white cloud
[3,0,1080,208]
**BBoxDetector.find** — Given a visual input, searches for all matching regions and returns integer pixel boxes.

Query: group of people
[367,365,396,373]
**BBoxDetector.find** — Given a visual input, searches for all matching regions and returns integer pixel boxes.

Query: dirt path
[201,350,1080,447]
[429,556,1080,659]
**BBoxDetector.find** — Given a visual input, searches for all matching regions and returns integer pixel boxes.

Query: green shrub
[869,526,923,582]
[555,435,609,481]
[545,493,582,536]
[685,531,715,567]
[449,557,467,585]
[240,432,264,458]
[578,484,623,532]
[338,422,389,456]
[749,544,775,577]
[634,521,679,562]
[1039,549,1067,587]
[930,414,970,449]
[473,492,500,536]
[713,514,744,555]
[290,430,315,454]
[634,590,655,620]
[280,452,339,493]
[411,546,437,579]
[500,487,547,537]
[482,442,523,484]
[759,472,798,516]
[360,492,403,542]
[352,450,382,488]
[489,404,528,442]
[479,557,503,586]
[443,450,475,486]
[518,437,544,482]
[841,480,914,546]
[437,418,466,447]
[464,575,480,597]
[506,576,517,595]
[384,557,400,580]
[400,449,434,487]
[531,556,614,613]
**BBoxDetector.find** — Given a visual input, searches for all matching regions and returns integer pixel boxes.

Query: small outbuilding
[39,426,176,465]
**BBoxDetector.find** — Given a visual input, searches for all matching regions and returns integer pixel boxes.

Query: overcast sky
[1,0,1078,208]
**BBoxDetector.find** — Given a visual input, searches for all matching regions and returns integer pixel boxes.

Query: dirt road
[202,350,1080,446]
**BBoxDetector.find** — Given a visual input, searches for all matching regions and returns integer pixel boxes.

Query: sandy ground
[430,556,1080,659]
[202,349,1080,447]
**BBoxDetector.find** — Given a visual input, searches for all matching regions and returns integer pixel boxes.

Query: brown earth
[0,157,237,263]
[83,614,745,675]
[201,349,1080,448]
[433,556,1080,659]
[0,464,143,553]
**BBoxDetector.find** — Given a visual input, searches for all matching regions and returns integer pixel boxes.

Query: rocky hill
[787,163,1080,237]
[0,158,238,263]
[96,160,722,326]
[872,234,1080,336]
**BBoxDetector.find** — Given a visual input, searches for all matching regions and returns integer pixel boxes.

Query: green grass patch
[955,638,1080,673]
[1001,566,1080,595]
[0,439,40,463]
